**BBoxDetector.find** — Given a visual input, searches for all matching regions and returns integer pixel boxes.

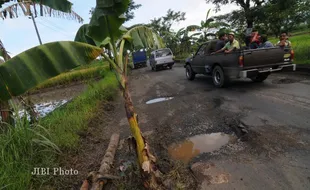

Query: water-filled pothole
[146,97,174,104]
[168,133,234,163]
[14,99,70,120]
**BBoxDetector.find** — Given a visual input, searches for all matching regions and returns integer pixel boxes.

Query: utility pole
[30,13,42,45]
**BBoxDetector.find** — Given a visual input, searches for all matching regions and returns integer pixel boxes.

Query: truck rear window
[156,49,172,58]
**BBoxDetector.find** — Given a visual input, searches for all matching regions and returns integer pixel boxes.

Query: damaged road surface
[114,66,310,189]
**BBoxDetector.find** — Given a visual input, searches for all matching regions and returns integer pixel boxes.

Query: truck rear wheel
[212,66,228,88]
[186,64,195,80]
[251,73,269,82]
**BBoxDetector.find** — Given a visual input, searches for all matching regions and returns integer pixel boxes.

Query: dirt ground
[49,65,310,190]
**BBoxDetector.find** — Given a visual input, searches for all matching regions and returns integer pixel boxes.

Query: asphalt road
[116,64,310,189]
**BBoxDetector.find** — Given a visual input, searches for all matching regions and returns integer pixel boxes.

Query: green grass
[0,113,60,190]
[40,71,118,148]
[270,34,310,64]
[32,60,109,90]
[0,71,119,189]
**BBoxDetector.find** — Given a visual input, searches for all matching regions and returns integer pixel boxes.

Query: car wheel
[186,64,195,80]
[212,66,228,88]
[251,73,269,82]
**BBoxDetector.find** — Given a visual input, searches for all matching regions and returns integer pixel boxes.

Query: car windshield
[155,49,172,57]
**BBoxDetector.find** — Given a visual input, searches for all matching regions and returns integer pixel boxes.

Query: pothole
[146,97,174,104]
[168,133,235,163]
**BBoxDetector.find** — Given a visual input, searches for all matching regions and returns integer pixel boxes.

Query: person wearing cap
[212,32,240,54]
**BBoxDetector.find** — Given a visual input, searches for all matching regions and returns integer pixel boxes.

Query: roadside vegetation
[40,71,117,148]
[31,60,109,91]
[270,34,310,64]
[0,71,118,189]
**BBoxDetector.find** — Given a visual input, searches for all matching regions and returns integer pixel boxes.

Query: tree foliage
[147,9,187,56]
[213,0,310,37]
[258,0,310,36]
[124,0,141,22]
[148,9,186,37]
[89,0,141,22]
[206,0,267,28]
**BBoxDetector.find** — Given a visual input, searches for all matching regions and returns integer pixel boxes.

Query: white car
[149,48,175,71]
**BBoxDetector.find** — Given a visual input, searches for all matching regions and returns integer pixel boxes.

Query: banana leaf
[0,41,102,101]
[33,0,72,13]
[87,0,130,42]
[75,24,97,46]
[0,0,83,22]
[120,26,165,52]
[1,0,72,11]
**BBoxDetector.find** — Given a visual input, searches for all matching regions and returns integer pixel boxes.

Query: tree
[206,0,266,28]
[148,9,186,37]
[258,0,310,37]
[212,0,310,38]
[125,0,141,22]
[89,0,141,22]
[147,9,186,56]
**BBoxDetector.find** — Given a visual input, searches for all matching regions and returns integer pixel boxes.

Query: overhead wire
[35,20,72,39]
[38,17,74,34]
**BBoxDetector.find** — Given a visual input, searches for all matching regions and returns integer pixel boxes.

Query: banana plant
[187,9,229,42]
[75,0,165,189]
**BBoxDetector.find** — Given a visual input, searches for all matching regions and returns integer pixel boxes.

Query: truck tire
[251,73,269,82]
[186,64,195,80]
[212,66,228,88]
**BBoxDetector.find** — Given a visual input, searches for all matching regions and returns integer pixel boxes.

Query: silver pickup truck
[185,40,296,87]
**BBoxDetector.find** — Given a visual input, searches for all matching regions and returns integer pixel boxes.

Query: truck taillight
[239,56,244,67]
[290,50,295,61]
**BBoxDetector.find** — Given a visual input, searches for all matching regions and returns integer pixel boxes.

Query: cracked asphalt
[113,65,310,189]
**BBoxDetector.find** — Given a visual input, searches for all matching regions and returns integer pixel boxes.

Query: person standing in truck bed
[212,32,240,54]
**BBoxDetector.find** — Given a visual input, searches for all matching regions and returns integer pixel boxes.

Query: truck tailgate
[243,48,288,69]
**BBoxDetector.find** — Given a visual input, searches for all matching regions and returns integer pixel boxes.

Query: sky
[0,0,239,57]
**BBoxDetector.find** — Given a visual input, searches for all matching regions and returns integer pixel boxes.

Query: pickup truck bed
[185,40,295,87]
